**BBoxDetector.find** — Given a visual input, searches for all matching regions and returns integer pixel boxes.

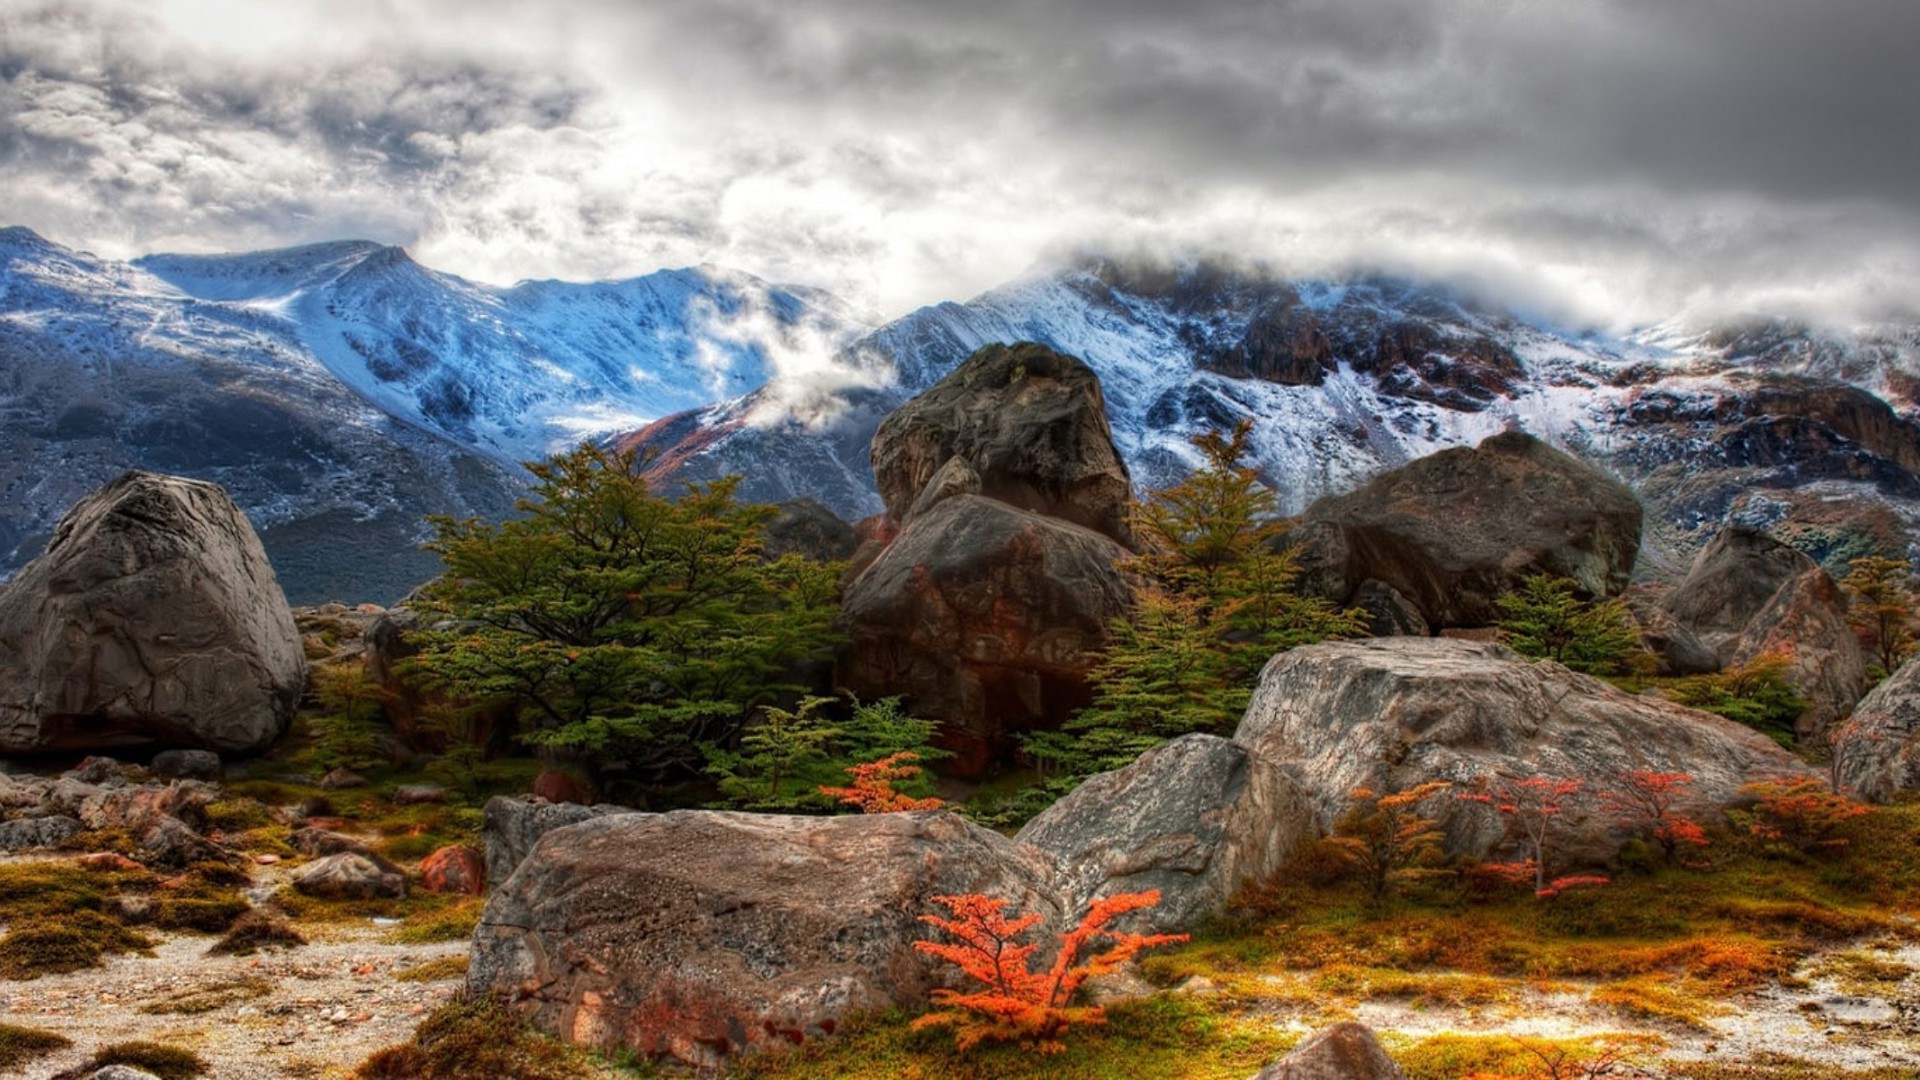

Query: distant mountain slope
[0,227,866,602]
[626,258,1920,577]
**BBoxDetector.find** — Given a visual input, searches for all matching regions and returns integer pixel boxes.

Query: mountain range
[4,226,1918,603]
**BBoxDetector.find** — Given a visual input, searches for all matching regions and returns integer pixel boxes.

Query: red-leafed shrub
[1602,770,1709,865]
[912,890,1188,1052]
[1461,775,1600,898]
[819,752,945,813]
[1739,777,1872,854]
[1327,782,1453,901]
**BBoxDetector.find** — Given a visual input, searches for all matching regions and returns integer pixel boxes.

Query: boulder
[761,499,858,563]
[150,749,222,781]
[1290,432,1642,629]
[1016,734,1312,934]
[471,809,1061,1070]
[869,343,1134,545]
[1351,579,1429,638]
[292,850,408,900]
[0,814,82,851]
[392,783,448,805]
[0,471,305,754]
[1624,586,1719,676]
[839,495,1135,773]
[421,844,486,895]
[1250,1022,1408,1080]
[1662,527,1870,739]
[1235,638,1813,868]
[481,795,633,887]
[76,780,212,834]
[291,827,370,858]
[532,768,593,806]
[320,768,369,791]
[904,455,982,521]
[1834,655,1920,802]
[138,814,227,869]
[84,1068,167,1080]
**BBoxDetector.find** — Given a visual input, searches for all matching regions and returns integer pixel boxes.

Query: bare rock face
[1250,1021,1408,1080]
[0,472,305,754]
[839,495,1134,773]
[1661,527,1870,740]
[761,498,857,563]
[481,795,633,887]
[869,343,1134,545]
[1834,655,1920,802]
[1016,734,1312,934]
[470,809,1061,1070]
[1235,638,1813,868]
[1291,432,1642,630]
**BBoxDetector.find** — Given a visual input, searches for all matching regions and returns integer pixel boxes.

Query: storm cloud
[4,0,1916,328]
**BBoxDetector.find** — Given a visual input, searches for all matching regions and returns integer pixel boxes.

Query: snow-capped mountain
[628,257,1920,577]
[0,227,866,602]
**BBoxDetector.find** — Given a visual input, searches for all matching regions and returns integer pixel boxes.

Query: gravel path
[0,924,467,1079]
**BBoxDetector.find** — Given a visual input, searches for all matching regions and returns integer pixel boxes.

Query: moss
[141,977,274,1015]
[56,826,143,856]
[0,858,149,919]
[0,1022,72,1070]
[1807,949,1915,995]
[1389,1033,1660,1080]
[150,894,252,933]
[208,912,306,956]
[203,799,276,833]
[1666,1054,1920,1079]
[391,897,485,944]
[394,955,470,983]
[0,910,155,979]
[82,1040,208,1080]
[354,995,616,1080]
[735,996,1296,1080]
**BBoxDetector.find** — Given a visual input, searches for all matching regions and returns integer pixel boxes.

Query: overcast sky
[4,0,1917,329]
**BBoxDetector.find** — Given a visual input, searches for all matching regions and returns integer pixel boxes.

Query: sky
[3,0,1918,330]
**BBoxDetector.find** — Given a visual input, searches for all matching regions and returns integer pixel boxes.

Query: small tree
[1738,777,1871,854]
[309,665,390,774]
[1601,771,1708,865]
[912,891,1188,1053]
[1495,575,1642,675]
[1667,651,1808,746]
[703,697,840,810]
[819,752,945,813]
[1841,555,1919,675]
[1327,782,1454,902]
[1460,775,1599,897]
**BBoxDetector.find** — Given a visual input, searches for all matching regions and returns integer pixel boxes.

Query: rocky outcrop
[1016,735,1312,934]
[292,850,408,900]
[1834,656,1920,802]
[1250,1022,1408,1080]
[0,472,306,755]
[480,795,633,887]
[869,343,1134,545]
[150,749,222,781]
[1660,527,1870,739]
[839,495,1134,773]
[1290,432,1642,630]
[470,809,1061,1070]
[1235,638,1813,868]
[761,499,857,563]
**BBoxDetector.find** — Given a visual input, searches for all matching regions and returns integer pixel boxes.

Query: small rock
[420,844,485,895]
[320,767,369,790]
[292,851,408,900]
[1250,1021,1408,1079]
[391,784,447,805]
[0,814,83,851]
[85,1067,167,1080]
[150,748,223,781]
[291,827,369,857]
[69,756,130,785]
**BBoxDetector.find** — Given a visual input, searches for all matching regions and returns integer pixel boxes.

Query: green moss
[0,1022,72,1070]
[203,799,276,833]
[1666,1054,1920,1079]
[208,912,306,956]
[83,1040,207,1080]
[150,894,252,933]
[1389,1033,1660,1080]
[0,910,155,979]
[0,858,149,919]
[393,955,470,983]
[391,897,485,944]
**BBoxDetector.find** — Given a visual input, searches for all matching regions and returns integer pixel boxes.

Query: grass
[394,955,470,983]
[141,976,274,1015]
[1806,948,1915,995]
[79,1040,207,1080]
[1387,1032,1663,1080]
[0,1022,71,1070]
[734,996,1296,1080]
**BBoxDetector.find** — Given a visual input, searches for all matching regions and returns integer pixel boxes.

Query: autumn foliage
[818,752,945,813]
[1328,782,1453,901]
[912,890,1188,1052]
[1460,775,1608,897]
[1740,777,1871,853]
[1601,771,1709,864]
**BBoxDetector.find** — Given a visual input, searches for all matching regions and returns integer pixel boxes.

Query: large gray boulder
[869,342,1134,545]
[1833,655,1920,802]
[480,794,634,887]
[1290,432,1642,630]
[1250,1022,1408,1079]
[0,472,305,754]
[1235,638,1814,868]
[839,494,1134,775]
[471,809,1062,1070]
[1661,527,1870,741]
[1017,734,1312,934]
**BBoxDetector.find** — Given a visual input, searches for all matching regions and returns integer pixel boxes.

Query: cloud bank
[4,0,1917,329]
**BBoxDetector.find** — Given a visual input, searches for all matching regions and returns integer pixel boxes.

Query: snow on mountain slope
[629,257,1920,577]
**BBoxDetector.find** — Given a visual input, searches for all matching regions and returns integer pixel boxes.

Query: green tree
[406,444,843,794]
[704,697,842,810]
[1841,555,1919,675]
[308,664,390,774]
[1495,574,1642,675]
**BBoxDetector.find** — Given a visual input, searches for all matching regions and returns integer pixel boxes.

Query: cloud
[2,0,1917,329]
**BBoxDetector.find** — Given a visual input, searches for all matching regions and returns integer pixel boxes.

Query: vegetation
[1458,775,1604,897]
[78,1041,207,1080]
[355,994,622,1080]
[820,752,945,813]
[708,694,949,812]
[1326,782,1453,902]
[408,443,843,797]
[1664,652,1809,746]
[1841,554,1920,675]
[1495,574,1642,675]
[0,1022,70,1071]
[309,663,393,774]
[913,891,1187,1053]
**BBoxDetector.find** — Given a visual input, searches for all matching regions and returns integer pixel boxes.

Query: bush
[1495,574,1642,675]
[1667,653,1809,746]
[354,995,602,1079]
